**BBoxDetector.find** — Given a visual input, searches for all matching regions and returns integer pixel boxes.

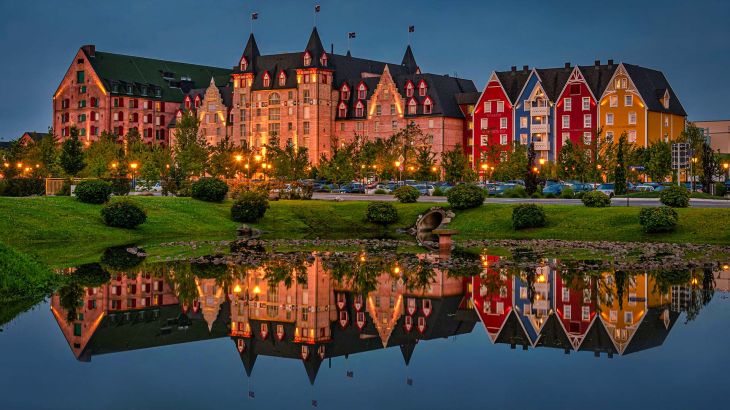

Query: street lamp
[724,163,729,182]
[130,162,139,189]
[690,157,698,191]
[539,158,546,166]
[394,161,402,183]
[481,163,488,184]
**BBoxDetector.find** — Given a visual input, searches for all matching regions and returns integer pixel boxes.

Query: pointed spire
[237,339,258,377]
[400,342,416,366]
[346,50,352,58]
[305,27,325,56]
[209,76,216,87]
[244,32,260,59]
[401,45,418,74]
[303,356,323,385]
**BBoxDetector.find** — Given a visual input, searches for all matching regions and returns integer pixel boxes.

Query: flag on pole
[251,12,259,20]
[408,25,415,33]
[315,5,320,12]
[348,32,356,38]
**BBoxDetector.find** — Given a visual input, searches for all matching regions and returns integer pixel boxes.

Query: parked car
[414,184,435,196]
[373,183,391,193]
[597,183,615,197]
[542,183,565,195]
[565,182,594,193]
[337,183,365,194]
[635,184,655,192]
[489,183,516,196]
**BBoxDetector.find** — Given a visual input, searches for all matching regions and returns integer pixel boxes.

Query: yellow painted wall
[599,273,647,353]
[599,75,646,147]
[647,111,685,144]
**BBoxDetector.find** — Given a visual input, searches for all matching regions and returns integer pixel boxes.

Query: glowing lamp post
[481,163,488,183]
[395,161,401,183]
[130,162,139,189]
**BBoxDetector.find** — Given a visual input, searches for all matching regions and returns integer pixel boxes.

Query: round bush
[512,204,547,230]
[373,189,388,195]
[393,185,420,203]
[714,182,727,197]
[366,201,398,226]
[559,187,575,199]
[582,191,611,207]
[191,177,229,202]
[660,185,690,208]
[446,184,486,210]
[75,180,112,204]
[638,206,678,233]
[101,200,147,228]
[231,191,269,222]
[0,178,46,197]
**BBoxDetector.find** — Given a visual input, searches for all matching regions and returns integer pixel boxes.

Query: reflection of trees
[685,267,715,323]
[263,254,309,289]
[652,269,691,295]
[58,263,110,322]
[100,246,146,273]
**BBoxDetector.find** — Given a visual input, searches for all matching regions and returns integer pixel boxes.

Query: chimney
[607,59,614,67]
[564,62,570,70]
[522,65,529,72]
[82,44,96,57]
[330,43,334,54]
[594,59,600,66]
[511,66,517,72]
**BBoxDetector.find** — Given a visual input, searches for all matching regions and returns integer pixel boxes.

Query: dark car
[337,183,365,194]
[542,184,564,195]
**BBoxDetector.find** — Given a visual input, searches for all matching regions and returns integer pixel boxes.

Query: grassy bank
[0,196,728,266]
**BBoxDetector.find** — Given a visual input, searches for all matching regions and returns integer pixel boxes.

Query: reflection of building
[514,263,554,345]
[554,271,597,350]
[472,256,513,343]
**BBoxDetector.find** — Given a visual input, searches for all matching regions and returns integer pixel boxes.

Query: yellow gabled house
[599,63,686,147]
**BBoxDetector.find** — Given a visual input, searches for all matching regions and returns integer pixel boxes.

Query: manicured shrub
[512,204,547,230]
[106,178,131,196]
[393,185,420,203]
[660,185,690,208]
[191,177,229,202]
[714,182,727,197]
[0,178,45,197]
[231,191,269,222]
[503,186,528,198]
[638,206,678,233]
[582,191,611,207]
[559,187,575,199]
[75,179,112,204]
[447,184,486,210]
[101,200,147,228]
[431,186,445,197]
[366,201,398,226]
[574,191,585,199]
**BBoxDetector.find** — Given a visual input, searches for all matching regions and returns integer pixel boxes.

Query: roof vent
[511,66,517,72]
[607,59,614,67]
[522,65,529,72]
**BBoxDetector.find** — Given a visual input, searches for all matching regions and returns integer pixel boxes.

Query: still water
[1,247,729,410]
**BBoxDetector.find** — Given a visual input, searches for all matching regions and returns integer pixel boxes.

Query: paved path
[311,193,730,208]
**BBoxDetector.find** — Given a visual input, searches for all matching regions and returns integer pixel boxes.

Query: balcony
[533,140,549,151]
[530,105,549,116]
[531,123,549,134]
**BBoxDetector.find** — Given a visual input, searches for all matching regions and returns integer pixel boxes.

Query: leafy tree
[614,133,628,195]
[318,141,356,183]
[557,140,590,181]
[644,140,672,182]
[59,127,86,177]
[265,137,310,180]
[524,143,539,195]
[491,143,528,182]
[172,111,207,178]
[83,132,123,178]
[207,135,236,178]
[441,144,475,183]
[413,145,437,181]
[700,142,720,194]
[23,127,60,177]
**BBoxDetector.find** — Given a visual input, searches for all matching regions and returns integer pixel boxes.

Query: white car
[635,184,655,192]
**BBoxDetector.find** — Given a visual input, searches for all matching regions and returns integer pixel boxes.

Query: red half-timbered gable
[472,72,513,166]
[554,271,597,350]
[471,255,513,343]
[554,66,597,157]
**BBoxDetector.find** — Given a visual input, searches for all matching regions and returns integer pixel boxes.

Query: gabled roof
[22,131,50,142]
[234,33,261,75]
[623,308,679,355]
[578,317,618,355]
[400,342,417,366]
[494,310,531,348]
[185,84,233,109]
[302,27,327,69]
[494,69,531,104]
[84,48,231,103]
[578,63,618,100]
[534,314,572,351]
[535,67,573,101]
[623,63,687,116]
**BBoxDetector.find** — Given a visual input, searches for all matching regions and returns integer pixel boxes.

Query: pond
[1,244,729,409]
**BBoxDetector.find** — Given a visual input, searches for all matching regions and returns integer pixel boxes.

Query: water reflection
[50,248,727,384]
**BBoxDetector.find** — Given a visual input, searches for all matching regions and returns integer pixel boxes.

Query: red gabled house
[471,255,513,343]
[554,270,597,350]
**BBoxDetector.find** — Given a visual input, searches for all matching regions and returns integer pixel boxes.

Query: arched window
[338,102,347,118]
[303,51,312,66]
[408,98,417,115]
[263,72,271,88]
[131,112,139,122]
[184,96,191,110]
[240,56,248,71]
[357,83,367,100]
[320,52,328,67]
[194,95,201,108]
[278,71,287,86]
[423,97,433,114]
[355,101,364,117]
[269,92,280,106]
[405,81,414,98]
[418,80,428,97]
[341,84,350,100]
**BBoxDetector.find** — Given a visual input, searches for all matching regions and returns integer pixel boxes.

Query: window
[583,132,592,145]
[480,118,488,130]
[500,117,507,129]
[500,134,508,145]
[376,104,381,116]
[408,99,417,115]
[278,71,286,86]
[390,104,396,115]
[263,72,270,88]
[303,90,311,104]
[303,51,312,66]
[423,98,432,114]
[76,71,85,84]
[303,122,310,135]
[338,102,347,117]
[520,133,528,145]
[357,84,367,100]
[624,311,633,324]
[268,93,280,106]
[628,130,637,143]
[79,85,86,94]
[609,95,618,107]
[606,113,614,125]
[562,115,570,129]
[562,287,570,302]
[73,323,82,336]
[418,80,427,96]
[268,122,280,136]
[240,57,248,71]
[621,78,627,89]
[268,108,280,121]
[406,82,414,97]
[78,100,86,108]
[564,305,572,320]
[480,135,489,145]
[625,95,633,106]
[355,101,364,117]
[520,117,528,128]
[606,131,614,143]
[584,114,591,128]
[392,120,398,130]
[628,112,637,125]
[484,101,491,113]
[320,53,328,67]
[582,97,590,111]
[664,117,669,127]
[564,97,572,111]
[341,84,350,100]
[582,306,590,321]
[497,101,504,113]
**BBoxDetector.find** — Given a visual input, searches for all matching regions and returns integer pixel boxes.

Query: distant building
[693,120,730,153]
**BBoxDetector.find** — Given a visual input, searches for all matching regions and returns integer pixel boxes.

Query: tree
[172,111,207,178]
[23,127,60,177]
[83,132,123,178]
[318,142,356,183]
[524,143,539,195]
[491,143,528,182]
[266,137,310,180]
[59,127,86,177]
[614,133,628,195]
[413,145,436,181]
[700,142,720,194]
[441,144,475,183]
[557,140,590,182]
[207,135,236,178]
[644,140,672,182]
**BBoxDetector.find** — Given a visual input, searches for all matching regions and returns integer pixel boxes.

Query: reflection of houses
[51,271,229,361]
[553,271,597,350]
[471,256,513,343]
[513,263,554,345]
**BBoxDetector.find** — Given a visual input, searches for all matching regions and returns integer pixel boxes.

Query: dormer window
[408,98,417,115]
[423,97,433,114]
[263,72,271,87]
[355,101,364,117]
[338,102,347,118]
[194,95,201,108]
[357,83,367,100]
[141,86,148,96]
[662,91,670,109]
[418,80,427,97]
[405,81,414,98]
[240,57,248,71]
[303,51,312,66]
[184,96,191,110]
[320,53,328,67]
[341,84,350,100]
[278,71,287,86]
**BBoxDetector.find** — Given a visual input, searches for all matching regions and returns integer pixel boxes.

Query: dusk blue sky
[1,0,728,141]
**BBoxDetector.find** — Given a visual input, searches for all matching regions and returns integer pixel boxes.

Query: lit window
[303,52,312,66]
[357,84,367,100]
[278,71,286,86]
[240,57,248,71]
[320,53,328,67]
[355,101,364,117]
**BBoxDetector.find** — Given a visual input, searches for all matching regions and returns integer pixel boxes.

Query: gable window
[357,83,367,100]
[564,98,572,111]
[240,57,248,71]
[303,51,312,66]
[338,102,347,117]
[496,101,504,113]
[263,72,271,88]
[408,99,417,115]
[609,95,618,107]
[406,82,414,98]
[418,80,427,96]
[341,84,350,100]
[562,115,570,129]
[320,53,328,67]
[423,98,432,114]
[355,101,364,117]
[582,97,590,111]
[584,114,591,128]
[278,71,287,86]
[500,117,507,129]
[76,71,85,84]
